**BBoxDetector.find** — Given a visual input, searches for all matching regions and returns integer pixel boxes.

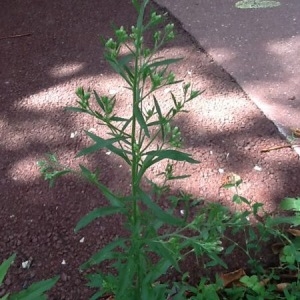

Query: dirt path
[1,1,299,298]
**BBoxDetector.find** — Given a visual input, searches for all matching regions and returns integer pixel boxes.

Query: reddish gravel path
[1,1,299,299]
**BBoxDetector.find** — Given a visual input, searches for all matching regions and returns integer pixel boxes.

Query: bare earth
[1,0,300,299]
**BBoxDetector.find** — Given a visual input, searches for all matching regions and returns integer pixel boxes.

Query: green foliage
[37,0,300,299]
[0,254,58,300]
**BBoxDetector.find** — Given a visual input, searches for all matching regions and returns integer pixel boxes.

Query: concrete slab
[154,0,300,152]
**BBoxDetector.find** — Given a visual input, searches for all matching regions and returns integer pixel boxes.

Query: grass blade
[75,206,125,232]
[0,254,16,285]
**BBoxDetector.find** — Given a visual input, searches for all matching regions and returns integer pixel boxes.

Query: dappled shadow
[0,0,300,298]
[154,0,300,130]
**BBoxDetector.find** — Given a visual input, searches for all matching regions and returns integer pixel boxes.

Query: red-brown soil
[1,1,299,299]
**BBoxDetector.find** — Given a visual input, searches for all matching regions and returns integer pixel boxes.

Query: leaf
[280,198,300,212]
[139,190,183,226]
[148,241,180,271]
[220,269,246,287]
[80,238,126,270]
[269,215,300,227]
[139,150,198,180]
[65,106,87,113]
[9,276,59,300]
[292,128,300,138]
[148,58,183,69]
[153,95,165,140]
[75,206,125,232]
[224,244,236,256]
[77,131,131,165]
[118,256,136,296]
[271,242,284,255]
[287,228,300,237]
[76,132,122,157]
[79,165,124,208]
[94,90,105,110]
[0,253,16,285]
[232,194,250,205]
[110,116,129,122]
[134,105,150,137]
[148,149,199,164]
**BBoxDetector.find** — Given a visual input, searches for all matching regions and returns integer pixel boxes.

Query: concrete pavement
[154,0,300,153]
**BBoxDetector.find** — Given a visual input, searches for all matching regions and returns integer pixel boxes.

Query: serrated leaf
[9,276,59,300]
[75,206,125,232]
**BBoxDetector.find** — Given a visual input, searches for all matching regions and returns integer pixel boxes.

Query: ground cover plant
[35,0,300,299]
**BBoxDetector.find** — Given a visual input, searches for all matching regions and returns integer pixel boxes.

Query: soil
[0,0,299,299]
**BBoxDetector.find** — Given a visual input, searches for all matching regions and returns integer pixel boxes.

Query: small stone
[254,165,262,171]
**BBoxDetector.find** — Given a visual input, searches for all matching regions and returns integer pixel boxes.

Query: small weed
[37,0,299,299]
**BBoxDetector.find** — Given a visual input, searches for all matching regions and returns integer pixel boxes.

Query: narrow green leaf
[76,131,131,165]
[75,206,125,232]
[224,244,236,255]
[80,238,126,270]
[148,241,179,271]
[76,132,122,157]
[0,253,16,285]
[93,90,105,110]
[119,53,134,67]
[269,215,300,227]
[148,58,183,69]
[139,149,198,181]
[146,149,199,164]
[136,0,149,28]
[144,259,172,283]
[0,294,9,300]
[105,57,132,87]
[139,190,183,226]
[110,116,129,122]
[118,256,136,296]
[134,105,150,137]
[280,197,300,212]
[153,95,165,140]
[79,165,124,208]
[65,106,87,113]
[9,276,59,300]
